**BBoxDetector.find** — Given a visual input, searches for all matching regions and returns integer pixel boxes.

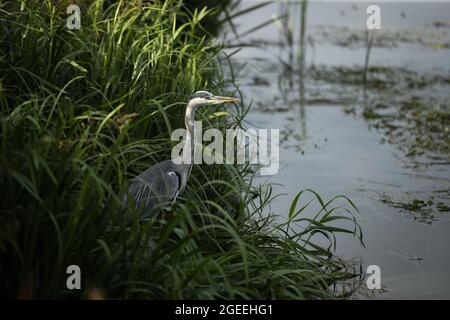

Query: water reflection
[221,0,450,298]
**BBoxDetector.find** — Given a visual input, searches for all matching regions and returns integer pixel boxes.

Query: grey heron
[123,91,239,216]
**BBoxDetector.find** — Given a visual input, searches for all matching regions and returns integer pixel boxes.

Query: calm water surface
[222,1,450,299]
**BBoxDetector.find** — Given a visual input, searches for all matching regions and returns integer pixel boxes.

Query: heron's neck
[182,102,196,164]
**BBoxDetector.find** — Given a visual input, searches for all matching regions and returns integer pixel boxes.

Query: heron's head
[188,91,239,108]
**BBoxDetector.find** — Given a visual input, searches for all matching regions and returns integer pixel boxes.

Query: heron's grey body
[123,160,191,215]
[123,91,238,216]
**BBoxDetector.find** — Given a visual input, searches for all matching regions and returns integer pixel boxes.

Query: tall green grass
[0,0,362,299]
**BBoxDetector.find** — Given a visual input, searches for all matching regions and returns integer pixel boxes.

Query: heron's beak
[213,96,240,104]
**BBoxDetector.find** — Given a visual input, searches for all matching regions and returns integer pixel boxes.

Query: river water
[222,1,450,299]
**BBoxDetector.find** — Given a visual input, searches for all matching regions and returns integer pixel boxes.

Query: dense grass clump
[0,0,362,299]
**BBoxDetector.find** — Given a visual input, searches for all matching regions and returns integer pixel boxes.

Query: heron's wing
[124,163,180,213]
